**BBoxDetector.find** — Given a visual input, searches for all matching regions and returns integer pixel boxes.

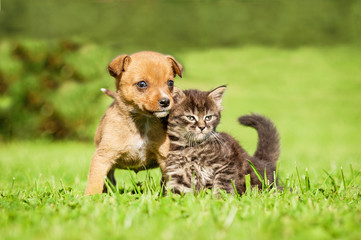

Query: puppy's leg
[85,151,114,195]
[103,169,117,193]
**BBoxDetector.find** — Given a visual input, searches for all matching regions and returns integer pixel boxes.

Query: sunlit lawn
[1,46,360,240]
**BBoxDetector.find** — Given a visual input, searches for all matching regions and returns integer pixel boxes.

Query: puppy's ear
[173,87,186,104]
[166,55,183,78]
[107,55,131,78]
[208,85,226,109]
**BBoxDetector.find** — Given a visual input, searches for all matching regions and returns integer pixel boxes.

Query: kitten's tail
[238,114,280,162]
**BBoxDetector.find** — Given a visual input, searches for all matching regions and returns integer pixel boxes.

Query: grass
[1,46,361,239]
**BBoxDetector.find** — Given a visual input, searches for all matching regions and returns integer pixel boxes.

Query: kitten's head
[168,86,226,144]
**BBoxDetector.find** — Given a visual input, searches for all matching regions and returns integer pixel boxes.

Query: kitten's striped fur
[164,86,280,194]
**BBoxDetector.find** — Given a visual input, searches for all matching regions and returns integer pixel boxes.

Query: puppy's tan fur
[85,51,183,195]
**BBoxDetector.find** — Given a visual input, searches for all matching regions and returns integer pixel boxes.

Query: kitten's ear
[208,85,227,108]
[173,87,186,104]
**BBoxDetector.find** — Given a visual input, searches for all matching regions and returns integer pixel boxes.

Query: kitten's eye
[186,115,195,121]
[167,80,174,88]
[136,81,148,89]
[204,115,213,121]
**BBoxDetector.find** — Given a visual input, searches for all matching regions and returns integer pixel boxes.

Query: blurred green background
[0,0,360,141]
[1,0,361,160]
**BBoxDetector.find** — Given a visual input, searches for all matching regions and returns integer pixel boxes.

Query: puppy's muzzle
[159,98,170,108]
[150,98,171,118]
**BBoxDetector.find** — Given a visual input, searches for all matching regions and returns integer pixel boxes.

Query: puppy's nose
[159,98,170,108]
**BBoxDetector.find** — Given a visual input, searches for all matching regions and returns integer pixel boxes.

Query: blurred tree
[0,0,361,141]
[1,0,360,50]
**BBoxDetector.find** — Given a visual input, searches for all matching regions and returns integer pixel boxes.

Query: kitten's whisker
[188,134,193,147]
[191,135,195,147]
[211,131,225,147]
[215,132,225,143]
[185,132,195,147]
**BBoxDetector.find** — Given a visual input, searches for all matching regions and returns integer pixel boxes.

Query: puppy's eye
[186,115,195,121]
[167,80,174,88]
[136,81,148,89]
[204,115,213,121]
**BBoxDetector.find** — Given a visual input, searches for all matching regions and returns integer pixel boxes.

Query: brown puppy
[85,51,183,195]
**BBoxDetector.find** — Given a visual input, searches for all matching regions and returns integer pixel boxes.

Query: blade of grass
[11,177,16,193]
[223,206,237,230]
[340,166,347,190]
[305,168,311,191]
[295,167,304,194]
[248,160,265,190]
[323,169,338,192]
[231,179,240,197]
[144,170,152,194]
[104,177,115,195]
[60,179,68,194]
[282,176,290,195]
[264,168,269,190]
[245,174,251,194]
[159,178,164,197]
[128,170,141,195]
[274,161,280,190]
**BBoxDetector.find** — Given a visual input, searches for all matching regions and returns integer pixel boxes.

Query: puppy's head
[108,51,183,118]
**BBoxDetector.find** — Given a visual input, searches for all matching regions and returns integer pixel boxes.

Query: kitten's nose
[159,98,170,108]
[198,126,205,131]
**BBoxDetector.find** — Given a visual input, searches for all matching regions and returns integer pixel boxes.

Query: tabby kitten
[163,86,280,194]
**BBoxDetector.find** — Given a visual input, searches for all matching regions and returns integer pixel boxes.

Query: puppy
[85,51,183,195]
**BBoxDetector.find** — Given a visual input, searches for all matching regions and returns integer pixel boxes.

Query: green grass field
[1,46,361,240]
